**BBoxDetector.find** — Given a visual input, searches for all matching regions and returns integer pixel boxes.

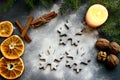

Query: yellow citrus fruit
[0,21,14,37]
[0,57,24,79]
[1,35,24,59]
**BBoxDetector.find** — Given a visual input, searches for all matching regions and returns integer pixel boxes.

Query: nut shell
[109,42,120,55]
[96,38,110,50]
[106,54,119,68]
[97,51,107,62]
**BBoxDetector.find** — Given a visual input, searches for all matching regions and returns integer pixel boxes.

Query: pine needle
[59,0,81,15]
[40,0,54,9]
[0,0,16,12]
[25,0,37,9]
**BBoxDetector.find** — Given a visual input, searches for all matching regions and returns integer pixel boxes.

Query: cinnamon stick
[21,16,34,38]
[31,11,57,28]
[15,20,31,42]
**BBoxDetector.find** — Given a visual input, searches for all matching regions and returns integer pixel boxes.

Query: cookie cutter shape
[39,46,64,70]
[65,46,90,73]
[57,23,82,46]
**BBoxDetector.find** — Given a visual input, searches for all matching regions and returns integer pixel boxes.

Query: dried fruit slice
[0,21,13,37]
[0,57,24,79]
[1,35,24,59]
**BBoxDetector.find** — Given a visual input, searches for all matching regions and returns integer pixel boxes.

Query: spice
[31,11,57,28]
[15,20,31,42]
[21,16,34,38]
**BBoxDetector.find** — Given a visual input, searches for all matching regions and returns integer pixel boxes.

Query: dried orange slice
[1,35,24,59]
[0,57,24,79]
[0,21,13,37]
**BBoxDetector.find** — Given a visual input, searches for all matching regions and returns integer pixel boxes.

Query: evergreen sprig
[0,0,16,12]
[25,0,37,9]
[0,0,55,12]
[59,0,81,15]
[24,0,55,10]
[40,0,54,9]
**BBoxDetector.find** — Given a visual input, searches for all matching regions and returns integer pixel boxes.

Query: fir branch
[40,0,54,9]
[0,0,16,12]
[59,0,81,15]
[0,0,55,12]
[25,0,37,9]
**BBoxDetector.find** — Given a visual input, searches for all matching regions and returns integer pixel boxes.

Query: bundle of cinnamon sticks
[15,11,57,42]
[31,11,57,28]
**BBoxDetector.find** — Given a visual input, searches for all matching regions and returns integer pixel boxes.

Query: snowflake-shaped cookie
[39,46,64,70]
[65,46,90,73]
[57,22,83,46]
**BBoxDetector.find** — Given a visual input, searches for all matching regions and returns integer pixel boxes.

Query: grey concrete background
[0,0,120,80]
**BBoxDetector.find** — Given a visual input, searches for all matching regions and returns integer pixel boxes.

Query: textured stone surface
[0,0,120,80]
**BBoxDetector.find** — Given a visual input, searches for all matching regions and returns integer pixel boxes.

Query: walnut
[97,51,107,62]
[109,42,120,55]
[95,38,110,50]
[106,54,119,68]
